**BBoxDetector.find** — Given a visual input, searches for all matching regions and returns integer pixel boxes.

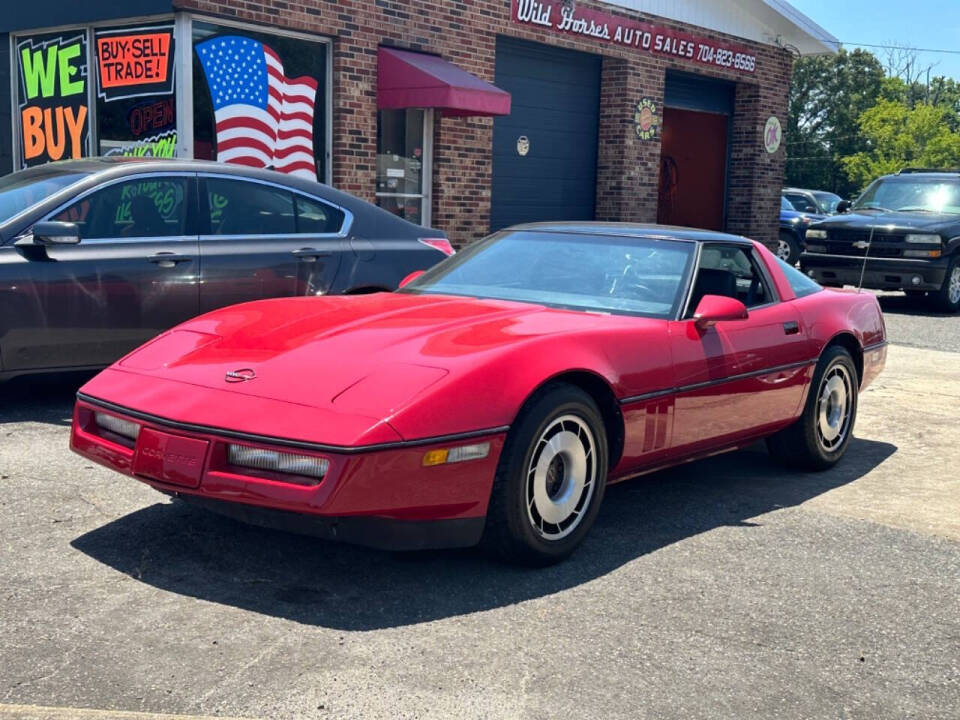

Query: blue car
[779,196,824,264]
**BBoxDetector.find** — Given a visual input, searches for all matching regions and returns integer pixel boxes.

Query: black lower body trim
[169,492,486,551]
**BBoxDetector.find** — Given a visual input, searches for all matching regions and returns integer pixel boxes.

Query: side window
[785,193,817,214]
[52,178,188,239]
[775,257,822,298]
[687,245,774,316]
[295,195,345,234]
[205,178,295,236]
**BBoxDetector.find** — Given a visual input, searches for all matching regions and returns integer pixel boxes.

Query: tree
[841,99,960,189]
[786,49,885,195]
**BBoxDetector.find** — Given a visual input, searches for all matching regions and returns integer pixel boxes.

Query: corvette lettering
[141,447,199,467]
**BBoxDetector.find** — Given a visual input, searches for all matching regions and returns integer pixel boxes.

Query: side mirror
[32,221,81,246]
[398,270,425,289]
[836,200,851,214]
[693,295,749,331]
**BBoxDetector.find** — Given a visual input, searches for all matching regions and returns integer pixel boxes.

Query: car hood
[95,291,628,421]
[813,211,958,233]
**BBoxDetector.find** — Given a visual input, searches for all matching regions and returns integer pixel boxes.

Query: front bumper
[71,396,506,551]
[800,252,949,291]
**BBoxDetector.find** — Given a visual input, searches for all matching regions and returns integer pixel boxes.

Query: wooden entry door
[657,107,728,231]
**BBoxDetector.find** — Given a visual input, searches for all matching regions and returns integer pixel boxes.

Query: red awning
[377,47,511,117]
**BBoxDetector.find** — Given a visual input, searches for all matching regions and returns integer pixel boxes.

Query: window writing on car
[53,178,188,239]
[206,178,295,235]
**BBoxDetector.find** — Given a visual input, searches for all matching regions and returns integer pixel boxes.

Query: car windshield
[781,197,795,211]
[0,167,90,224]
[853,177,960,214]
[813,192,842,213]
[402,230,696,318]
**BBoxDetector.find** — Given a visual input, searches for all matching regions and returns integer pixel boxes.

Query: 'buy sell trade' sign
[96,26,175,101]
[16,32,90,168]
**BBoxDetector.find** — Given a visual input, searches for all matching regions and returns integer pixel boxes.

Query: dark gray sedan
[0,158,452,380]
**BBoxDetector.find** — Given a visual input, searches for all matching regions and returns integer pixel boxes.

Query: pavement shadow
[71,437,896,630]
[877,293,952,318]
[0,372,94,427]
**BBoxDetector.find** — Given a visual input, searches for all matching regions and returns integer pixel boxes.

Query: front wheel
[767,345,858,471]
[930,256,960,313]
[777,230,801,265]
[482,384,608,565]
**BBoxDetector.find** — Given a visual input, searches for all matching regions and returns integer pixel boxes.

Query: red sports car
[71,223,887,564]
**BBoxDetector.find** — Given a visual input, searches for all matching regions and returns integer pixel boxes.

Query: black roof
[509,221,754,245]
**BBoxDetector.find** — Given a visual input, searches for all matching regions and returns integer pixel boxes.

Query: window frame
[39,171,198,242]
[196,173,353,239]
[180,13,333,184]
[375,107,435,227]
[9,13,334,184]
[680,242,781,320]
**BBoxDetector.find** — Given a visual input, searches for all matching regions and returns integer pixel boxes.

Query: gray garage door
[490,37,601,232]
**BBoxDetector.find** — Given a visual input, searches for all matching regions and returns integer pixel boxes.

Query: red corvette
[71,224,886,564]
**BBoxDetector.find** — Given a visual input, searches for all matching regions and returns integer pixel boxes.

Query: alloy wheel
[816,363,853,452]
[525,414,597,541]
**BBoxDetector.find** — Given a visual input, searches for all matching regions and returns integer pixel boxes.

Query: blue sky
[788,0,960,80]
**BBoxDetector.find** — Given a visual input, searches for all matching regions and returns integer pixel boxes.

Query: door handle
[783,321,800,335]
[292,247,331,262]
[148,253,192,269]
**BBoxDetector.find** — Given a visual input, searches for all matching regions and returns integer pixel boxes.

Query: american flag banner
[196,35,319,179]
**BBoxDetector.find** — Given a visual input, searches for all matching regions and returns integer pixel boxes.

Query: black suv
[800,170,960,312]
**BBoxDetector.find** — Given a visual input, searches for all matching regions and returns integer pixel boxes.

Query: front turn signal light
[422,442,490,467]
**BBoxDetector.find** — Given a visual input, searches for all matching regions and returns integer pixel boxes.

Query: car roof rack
[897,167,959,174]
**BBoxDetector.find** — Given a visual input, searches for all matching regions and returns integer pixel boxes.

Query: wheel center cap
[546,455,566,499]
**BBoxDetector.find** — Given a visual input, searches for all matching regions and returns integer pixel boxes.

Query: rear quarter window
[775,257,822,298]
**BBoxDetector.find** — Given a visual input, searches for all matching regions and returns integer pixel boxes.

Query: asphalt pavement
[0,297,957,720]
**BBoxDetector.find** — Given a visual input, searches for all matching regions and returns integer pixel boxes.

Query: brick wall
[172,0,793,246]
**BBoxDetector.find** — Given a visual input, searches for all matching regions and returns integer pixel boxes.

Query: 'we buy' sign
[17,32,89,168]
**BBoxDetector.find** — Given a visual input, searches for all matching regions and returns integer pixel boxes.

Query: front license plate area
[133,428,209,489]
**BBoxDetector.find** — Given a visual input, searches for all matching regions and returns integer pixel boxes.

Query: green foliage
[786,48,960,197]
[841,99,960,188]
[786,49,884,195]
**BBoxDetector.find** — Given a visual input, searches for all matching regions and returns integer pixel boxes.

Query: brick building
[2,1,836,247]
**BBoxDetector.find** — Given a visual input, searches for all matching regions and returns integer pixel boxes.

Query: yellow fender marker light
[422,442,491,467]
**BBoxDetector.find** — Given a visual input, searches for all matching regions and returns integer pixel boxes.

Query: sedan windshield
[854,177,960,214]
[403,230,696,318]
[0,168,90,224]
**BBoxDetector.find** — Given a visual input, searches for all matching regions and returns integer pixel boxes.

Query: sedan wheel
[483,384,608,565]
[767,345,858,471]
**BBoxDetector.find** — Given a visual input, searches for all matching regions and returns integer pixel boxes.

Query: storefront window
[13,30,91,168]
[191,21,328,183]
[376,108,432,226]
[93,24,177,158]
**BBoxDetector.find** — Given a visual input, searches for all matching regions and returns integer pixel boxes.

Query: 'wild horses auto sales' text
[513,0,757,74]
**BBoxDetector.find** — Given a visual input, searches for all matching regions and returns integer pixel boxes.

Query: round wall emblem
[516,135,530,156]
[634,98,659,140]
[764,116,782,154]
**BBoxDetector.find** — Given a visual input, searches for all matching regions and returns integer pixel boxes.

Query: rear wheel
[767,345,858,471]
[483,384,608,565]
[777,230,801,265]
[930,256,960,313]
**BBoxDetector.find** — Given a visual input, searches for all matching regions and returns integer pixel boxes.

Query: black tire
[482,383,608,566]
[930,255,960,313]
[767,345,859,471]
[777,230,801,266]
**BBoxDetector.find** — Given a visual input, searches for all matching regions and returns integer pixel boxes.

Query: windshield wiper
[853,206,891,212]
[895,207,940,213]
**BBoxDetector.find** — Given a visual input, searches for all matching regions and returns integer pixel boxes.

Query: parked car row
[0,158,454,380]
